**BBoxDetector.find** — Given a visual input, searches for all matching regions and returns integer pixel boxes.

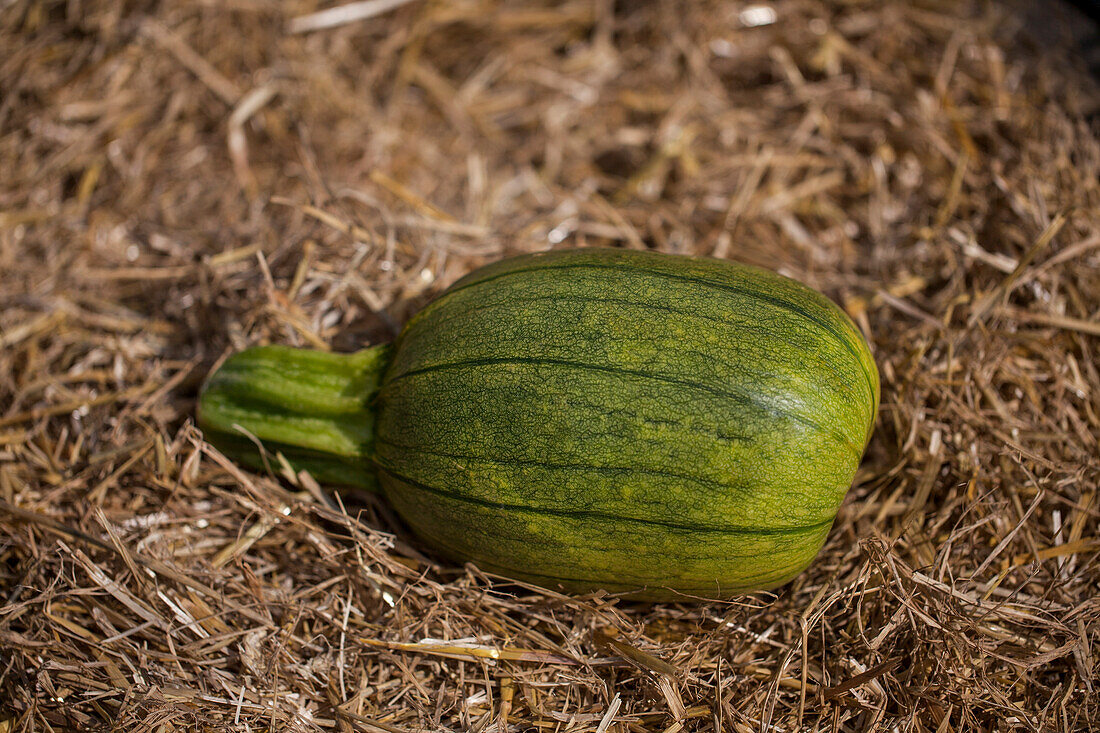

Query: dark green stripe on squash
[197,248,879,600]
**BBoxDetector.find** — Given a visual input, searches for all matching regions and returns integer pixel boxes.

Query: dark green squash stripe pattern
[373,248,878,597]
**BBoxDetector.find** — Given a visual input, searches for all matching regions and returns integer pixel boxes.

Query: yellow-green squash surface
[198,248,879,600]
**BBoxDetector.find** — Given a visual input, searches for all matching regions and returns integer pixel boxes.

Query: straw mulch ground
[2,0,1099,730]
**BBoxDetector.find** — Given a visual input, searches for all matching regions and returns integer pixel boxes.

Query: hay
[2,0,1098,729]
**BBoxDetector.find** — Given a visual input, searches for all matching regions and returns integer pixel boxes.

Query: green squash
[198,248,878,600]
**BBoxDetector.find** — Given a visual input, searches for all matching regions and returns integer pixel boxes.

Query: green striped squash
[199,248,878,600]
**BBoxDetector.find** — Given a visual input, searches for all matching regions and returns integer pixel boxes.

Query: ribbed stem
[197,344,391,491]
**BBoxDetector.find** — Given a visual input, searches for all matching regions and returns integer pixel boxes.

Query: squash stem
[197,344,391,491]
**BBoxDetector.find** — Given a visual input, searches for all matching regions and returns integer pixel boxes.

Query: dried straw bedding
[1,0,1098,730]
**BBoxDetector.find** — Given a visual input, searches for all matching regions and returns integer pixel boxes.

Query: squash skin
[199,248,878,600]
[377,249,878,599]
